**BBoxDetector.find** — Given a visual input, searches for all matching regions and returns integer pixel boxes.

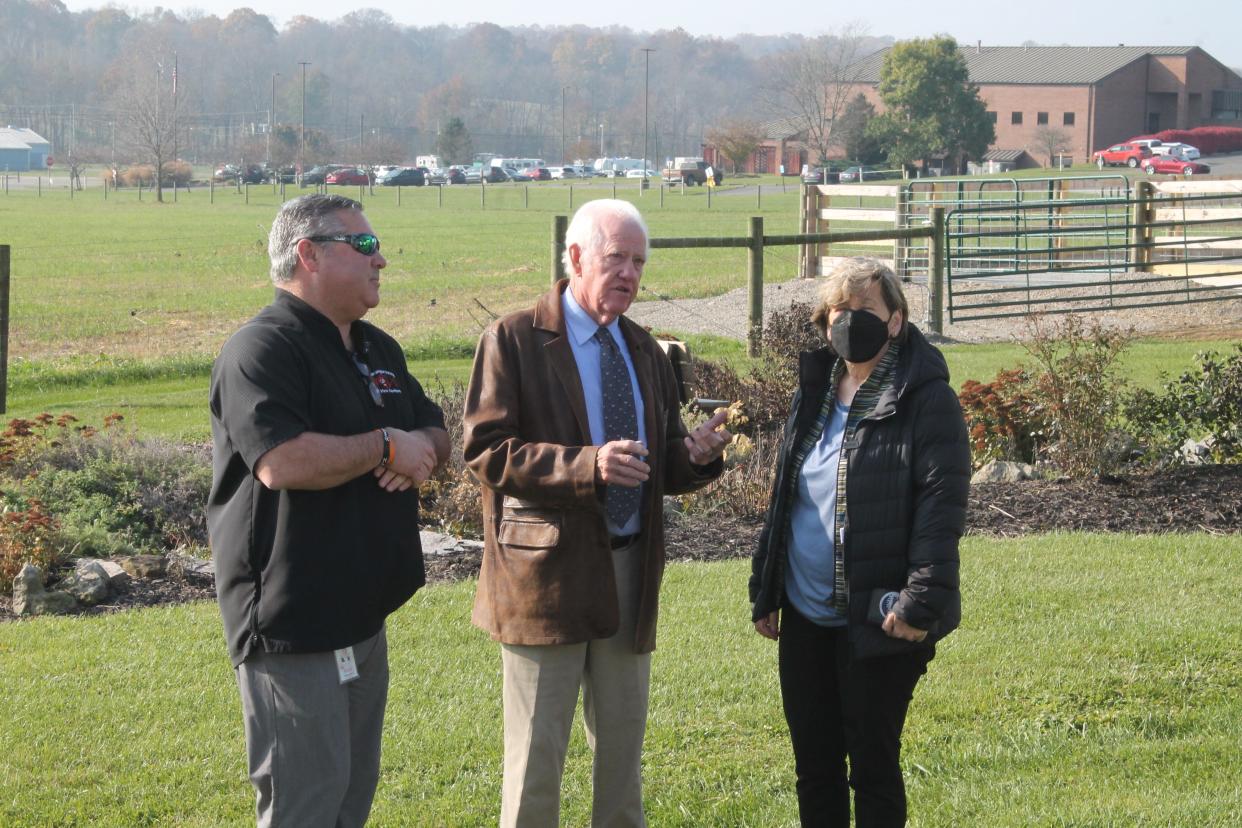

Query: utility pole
[641,48,654,187]
[561,86,569,163]
[269,72,280,163]
[299,61,311,185]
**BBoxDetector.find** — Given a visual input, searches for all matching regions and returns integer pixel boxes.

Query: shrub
[418,380,483,536]
[161,160,193,186]
[0,498,62,584]
[1124,343,1242,464]
[692,300,820,433]
[0,414,211,562]
[958,368,1046,466]
[1017,314,1134,476]
[119,165,155,187]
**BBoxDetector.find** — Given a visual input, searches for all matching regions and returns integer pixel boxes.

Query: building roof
[0,131,32,150]
[851,45,1199,86]
[13,127,50,147]
[983,149,1034,162]
[757,116,807,141]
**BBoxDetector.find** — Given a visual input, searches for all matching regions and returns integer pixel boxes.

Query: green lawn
[2,534,1240,826]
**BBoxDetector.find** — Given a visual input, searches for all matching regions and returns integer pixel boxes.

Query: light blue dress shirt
[562,286,648,536]
[785,398,850,627]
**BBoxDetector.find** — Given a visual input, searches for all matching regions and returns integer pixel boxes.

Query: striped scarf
[780,342,902,616]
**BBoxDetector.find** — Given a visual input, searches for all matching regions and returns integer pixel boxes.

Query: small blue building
[0,127,52,172]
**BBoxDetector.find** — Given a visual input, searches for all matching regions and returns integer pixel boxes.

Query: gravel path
[628,272,1242,343]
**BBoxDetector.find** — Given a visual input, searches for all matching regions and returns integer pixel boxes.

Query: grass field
[2,534,1240,826]
[2,180,1235,438]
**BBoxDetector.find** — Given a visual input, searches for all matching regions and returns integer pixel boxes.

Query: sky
[82,0,1242,70]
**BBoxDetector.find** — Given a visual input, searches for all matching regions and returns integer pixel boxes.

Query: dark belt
[609,533,639,550]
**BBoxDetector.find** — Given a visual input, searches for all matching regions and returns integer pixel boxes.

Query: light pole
[599,122,604,157]
[269,72,279,164]
[561,86,570,163]
[299,61,311,185]
[641,48,654,187]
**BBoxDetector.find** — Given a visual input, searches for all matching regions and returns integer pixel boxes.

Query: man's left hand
[684,409,732,466]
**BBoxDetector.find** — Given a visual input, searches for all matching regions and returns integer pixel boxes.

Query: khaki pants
[499,539,650,828]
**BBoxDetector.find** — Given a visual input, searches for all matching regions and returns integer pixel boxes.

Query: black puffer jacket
[749,325,971,659]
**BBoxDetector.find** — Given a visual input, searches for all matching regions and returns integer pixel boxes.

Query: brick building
[844,45,1242,167]
[702,117,814,175]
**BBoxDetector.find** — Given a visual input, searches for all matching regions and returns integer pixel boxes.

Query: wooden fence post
[1132,179,1155,272]
[748,216,764,357]
[930,207,945,335]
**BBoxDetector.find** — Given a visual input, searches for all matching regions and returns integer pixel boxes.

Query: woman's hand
[754,610,780,641]
[882,612,927,643]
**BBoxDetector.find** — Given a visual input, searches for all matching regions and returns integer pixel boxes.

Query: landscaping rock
[167,552,214,585]
[12,564,78,617]
[96,559,132,588]
[1179,437,1214,465]
[59,560,111,606]
[971,460,1039,484]
[419,530,484,557]
[122,555,167,579]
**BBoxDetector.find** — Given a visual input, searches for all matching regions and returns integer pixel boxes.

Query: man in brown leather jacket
[462,199,729,827]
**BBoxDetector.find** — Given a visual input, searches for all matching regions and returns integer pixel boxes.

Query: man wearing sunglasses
[208,193,449,827]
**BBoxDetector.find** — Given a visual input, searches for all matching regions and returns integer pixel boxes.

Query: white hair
[561,199,650,277]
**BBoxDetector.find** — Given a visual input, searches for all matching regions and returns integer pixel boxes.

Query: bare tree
[1033,125,1073,168]
[110,48,177,202]
[765,23,876,165]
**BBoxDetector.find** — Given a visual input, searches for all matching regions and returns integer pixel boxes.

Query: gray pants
[236,627,389,828]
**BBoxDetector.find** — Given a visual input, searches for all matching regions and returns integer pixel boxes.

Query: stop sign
[46,156,54,168]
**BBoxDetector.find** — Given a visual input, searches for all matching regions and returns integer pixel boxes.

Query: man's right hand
[596,440,650,488]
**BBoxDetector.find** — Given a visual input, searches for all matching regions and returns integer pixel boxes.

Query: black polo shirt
[208,290,445,667]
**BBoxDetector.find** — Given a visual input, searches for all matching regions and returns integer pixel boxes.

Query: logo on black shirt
[371,369,402,396]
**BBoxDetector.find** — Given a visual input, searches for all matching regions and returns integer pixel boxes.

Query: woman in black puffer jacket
[749,258,970,828]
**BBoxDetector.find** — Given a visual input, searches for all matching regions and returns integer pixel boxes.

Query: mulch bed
[3,465,1238,623]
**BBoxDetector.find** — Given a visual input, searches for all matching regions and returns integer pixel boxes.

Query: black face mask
[829,309,892,363]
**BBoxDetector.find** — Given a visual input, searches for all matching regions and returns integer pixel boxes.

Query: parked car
[1130,138,1163,152]
[1142,156,1211,176]
[463,166,508,184]
[377,166,426,186]
[482,166,510,183]
[801,163,843,184]
[427,167,466,185]
[1093,143,1152,168]
[301,164,346,185]
[325,167,370,186]
[212,164,240,181]
[839,165,895,183]
[1152,142,1201,160]
[624,168,658,179]
[549,165,579,180]
[661,160,722,186]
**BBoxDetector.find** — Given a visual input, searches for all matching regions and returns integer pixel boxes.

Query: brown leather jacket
[463,281,722,653]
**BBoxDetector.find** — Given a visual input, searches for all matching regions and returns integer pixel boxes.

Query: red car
[325,168,370,186]
[1093,143,1152,169]
[1142,156,1211,176]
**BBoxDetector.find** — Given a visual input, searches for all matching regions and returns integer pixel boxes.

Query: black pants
[778,603,931,828]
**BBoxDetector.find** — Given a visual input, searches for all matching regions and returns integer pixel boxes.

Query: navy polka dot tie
[595,325,641,527]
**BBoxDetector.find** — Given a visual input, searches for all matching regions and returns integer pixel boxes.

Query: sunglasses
[306,233,381,256]
[351,352,384,407]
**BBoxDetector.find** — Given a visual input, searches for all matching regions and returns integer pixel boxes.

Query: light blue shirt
[785,398,850,627]
[562,286,647,536]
